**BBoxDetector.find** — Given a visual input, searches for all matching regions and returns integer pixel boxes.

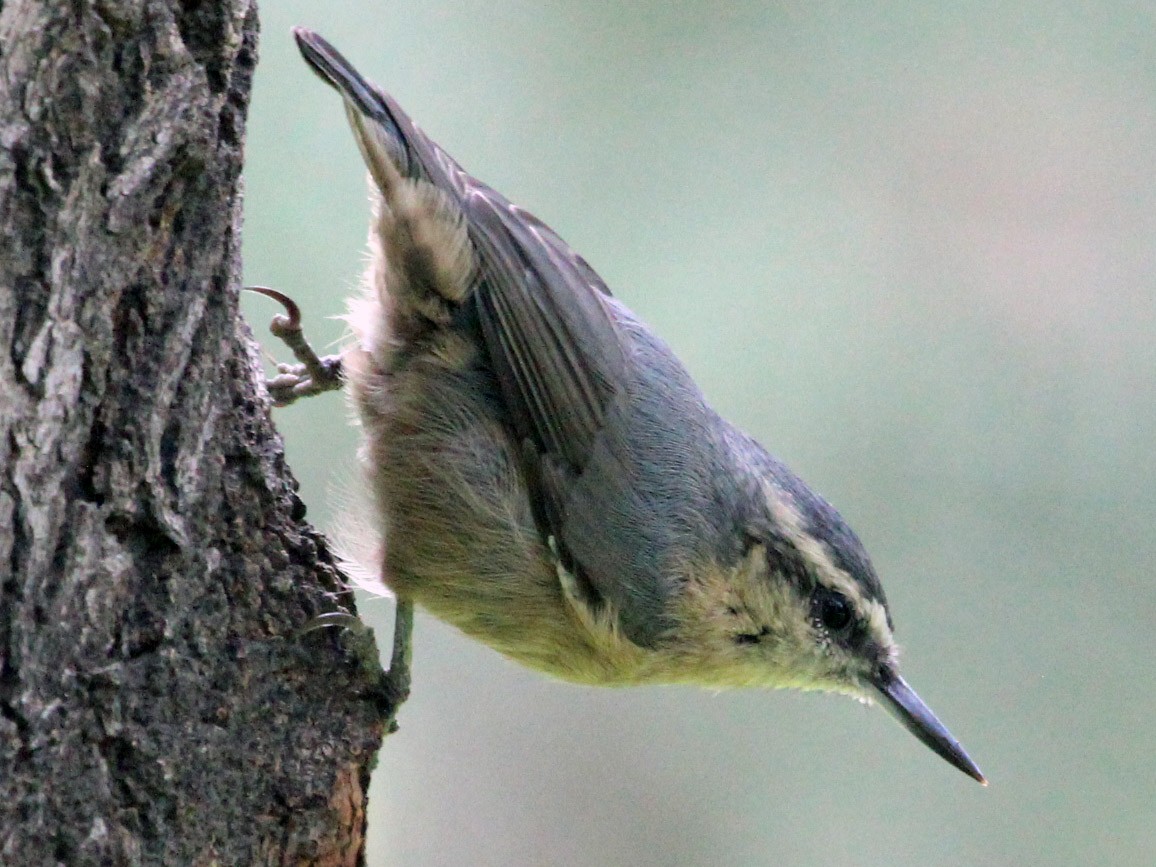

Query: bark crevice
[0,2,388,864]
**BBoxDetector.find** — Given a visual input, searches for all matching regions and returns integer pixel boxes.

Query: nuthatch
[260,28,985,784]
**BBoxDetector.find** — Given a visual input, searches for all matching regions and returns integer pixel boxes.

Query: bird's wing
[297,28,661,642]
[469,194,622,469]
[465,190,629,592]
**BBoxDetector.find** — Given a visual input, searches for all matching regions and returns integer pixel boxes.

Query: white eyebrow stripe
[763,483,884,627]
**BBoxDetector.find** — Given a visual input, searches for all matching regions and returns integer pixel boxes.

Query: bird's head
[671,463,985,784]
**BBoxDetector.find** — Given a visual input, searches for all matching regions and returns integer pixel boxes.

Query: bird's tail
[294,28,467,199]
[294,28,476,360]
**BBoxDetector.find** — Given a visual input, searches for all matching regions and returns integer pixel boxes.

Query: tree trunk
[0,2,388,864]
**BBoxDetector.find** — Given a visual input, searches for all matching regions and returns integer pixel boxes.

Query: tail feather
[294,27,469,199]
[295,28,477,351]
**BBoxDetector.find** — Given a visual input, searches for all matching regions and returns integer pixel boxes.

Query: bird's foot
[299,601,413,733]
[247,286,344,406]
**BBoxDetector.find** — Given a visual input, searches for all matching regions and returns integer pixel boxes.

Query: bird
[256,27,985,784]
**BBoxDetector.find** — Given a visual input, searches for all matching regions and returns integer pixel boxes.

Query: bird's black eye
[815,590,853,633]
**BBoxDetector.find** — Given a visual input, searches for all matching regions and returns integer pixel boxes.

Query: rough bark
[0,2,388,864]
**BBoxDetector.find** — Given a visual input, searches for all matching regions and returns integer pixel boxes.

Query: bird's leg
[298,601,414,731]
[382,600,413,732]
[251,286,412,725]
[247,286,344,406]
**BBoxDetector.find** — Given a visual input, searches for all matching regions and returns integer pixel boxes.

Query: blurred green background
[241,2,1156,865]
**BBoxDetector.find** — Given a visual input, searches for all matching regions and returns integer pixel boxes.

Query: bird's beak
[868,667,986,785]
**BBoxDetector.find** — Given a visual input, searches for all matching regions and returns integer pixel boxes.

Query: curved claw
[296,604,413,731]
[297,610,364,637]
[246,285,302,338]
[245,285,344,406]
